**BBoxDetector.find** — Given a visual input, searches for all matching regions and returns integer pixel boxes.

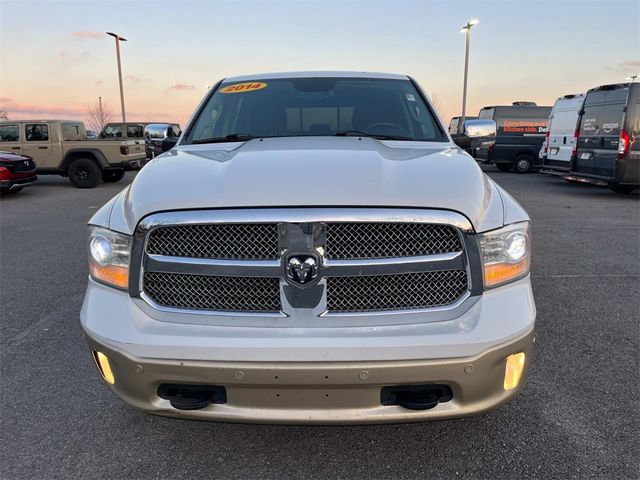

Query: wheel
[102,169,125,183]
[68,158,101,188]
[514,155,534,174]
[495,163,512,172]
[611,185,637,194]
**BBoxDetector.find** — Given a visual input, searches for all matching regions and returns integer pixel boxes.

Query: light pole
[106,32,127,123]
[459,19,479,133]
[626,74,639,83]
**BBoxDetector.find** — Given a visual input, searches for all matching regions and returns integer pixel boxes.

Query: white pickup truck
[81,72,535,424]
[0,120,146,187]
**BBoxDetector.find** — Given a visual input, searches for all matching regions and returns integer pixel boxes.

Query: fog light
[92,351,115,385]
[504,352,525,390]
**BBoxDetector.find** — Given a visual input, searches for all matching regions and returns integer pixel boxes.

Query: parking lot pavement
[1,168,638,480]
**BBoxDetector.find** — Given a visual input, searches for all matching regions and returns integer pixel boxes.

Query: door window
[102,125,122,138]
[579,103,623,137]
[0,125,19,142]
[126,125,144,138]
[25,124,49,141]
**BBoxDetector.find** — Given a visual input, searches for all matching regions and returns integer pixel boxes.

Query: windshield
[185,77,446,144]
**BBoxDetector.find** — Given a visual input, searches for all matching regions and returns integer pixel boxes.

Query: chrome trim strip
[137,208,474,233]
[323,252,463,277]
[146,254,282,277]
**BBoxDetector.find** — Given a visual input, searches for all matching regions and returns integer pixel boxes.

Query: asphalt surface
[1,168,638,479]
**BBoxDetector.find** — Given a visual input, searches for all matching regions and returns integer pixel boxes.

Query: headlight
[88,226,131,290]
[478,221,530,288]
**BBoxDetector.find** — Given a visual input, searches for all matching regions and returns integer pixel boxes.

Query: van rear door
[574,87,629,179]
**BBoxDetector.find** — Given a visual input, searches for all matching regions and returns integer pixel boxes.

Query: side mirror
[451,119,496,149]
[162,137,179,150]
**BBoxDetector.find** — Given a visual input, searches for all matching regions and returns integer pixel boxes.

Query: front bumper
[84,327,533,424]
[81,276,536,424]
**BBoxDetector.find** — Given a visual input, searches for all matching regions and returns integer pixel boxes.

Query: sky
[1,0,638,128]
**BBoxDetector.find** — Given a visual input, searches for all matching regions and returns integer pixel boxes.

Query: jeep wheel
[68,159,101,188]
[514,155,533,174]
[495,163,512,172]
[611,185,637,194]
[102,169,125,183]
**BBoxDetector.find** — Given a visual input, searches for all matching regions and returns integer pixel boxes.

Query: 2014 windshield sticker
[220,82,268,93]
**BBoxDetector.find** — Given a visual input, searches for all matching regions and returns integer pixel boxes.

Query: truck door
[22,123,52,168]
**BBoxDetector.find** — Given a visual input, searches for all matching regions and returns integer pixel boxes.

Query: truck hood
[109,137,508,234]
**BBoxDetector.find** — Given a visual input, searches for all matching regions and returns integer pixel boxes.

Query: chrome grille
[135,209,474,317]
[325,223,462,259]
[326,270,468,312]
[143,272,281,312]
[146,224,279,259]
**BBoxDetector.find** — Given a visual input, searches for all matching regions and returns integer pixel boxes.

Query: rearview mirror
[451,119,496,149]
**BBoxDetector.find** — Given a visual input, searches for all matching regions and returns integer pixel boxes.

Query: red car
[0,151,37,194]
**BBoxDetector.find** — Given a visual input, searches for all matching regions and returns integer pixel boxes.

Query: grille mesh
[326,270,468,312]
[143,272,281,312]
[146,224,279,259]
[325,223,462,259]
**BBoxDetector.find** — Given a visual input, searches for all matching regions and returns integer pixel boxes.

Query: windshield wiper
[192,133,256,144]
[334,130,416,141]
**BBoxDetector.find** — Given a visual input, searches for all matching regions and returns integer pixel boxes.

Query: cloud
[96,80,103,86]
[170,83,196,91]
[81,51,91,58]
[59,50,69,57]
[0,99,86,118]
[125,75,141,82]
[621,60,640,68]
[73,31,104,39]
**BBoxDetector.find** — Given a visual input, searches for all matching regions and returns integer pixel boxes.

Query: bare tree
[430,92,446,121]
[0,110,8,120]
[86,99,114,133]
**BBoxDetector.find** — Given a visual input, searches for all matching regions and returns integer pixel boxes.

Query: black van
[566,83,639,193]
[475,102,552,173]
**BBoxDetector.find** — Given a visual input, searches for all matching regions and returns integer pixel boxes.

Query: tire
[68,158,101,188]
[495,163,512,172]
[102,169,125,183]
[514,155,534,174]
[611,185,637,194]
[0,187,21,195]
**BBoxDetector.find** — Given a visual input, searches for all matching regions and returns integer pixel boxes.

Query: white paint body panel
[81,276,535,362]
[97,137,525,234]
[544,95,585,163]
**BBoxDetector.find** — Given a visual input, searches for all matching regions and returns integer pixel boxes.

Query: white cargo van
[540,94,585,173]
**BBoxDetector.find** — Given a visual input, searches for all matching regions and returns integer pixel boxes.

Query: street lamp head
[106,32,127,41]
[625,74,638,82]
[460,19,480,32]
